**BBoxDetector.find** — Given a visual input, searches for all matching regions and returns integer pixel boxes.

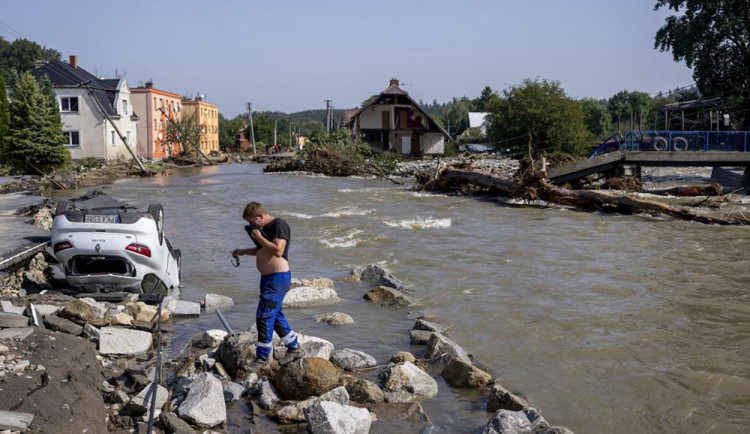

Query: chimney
[145,80,153,89]
[69,55,77,69]
[390,78,399,87]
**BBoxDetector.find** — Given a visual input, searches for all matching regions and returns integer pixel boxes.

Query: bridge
[547,130,750,188]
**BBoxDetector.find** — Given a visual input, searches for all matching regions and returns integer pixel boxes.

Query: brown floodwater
[60,163,750,433]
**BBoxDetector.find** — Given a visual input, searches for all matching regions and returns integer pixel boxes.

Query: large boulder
[0,312,29,328]
[313,312,353,326]
[42,315,82,335]
[273,358,342,401]
[379,362,438,403]
[284,285,341,307]
[203,293,234,313]
[481,408,549,434]
[256,377,282,410]
[297,334,335,360]
[216,331,255,377]
[303,401,372,434]
[363,286,414,307]
[442,359,493,388]
[126,383,169,414]
[424,333,471,372]
[290,277,335,290]
[413,319,446,333]
[177,373,226,428]
[331,348,377,371]
[201,329,228,348]
[159,412,194,434]
[487,382,529,412]
[58,298,109,326]
[345,378,384,404]
[273,386,349,423]
[359,264,407,289]
[98,327,153,356]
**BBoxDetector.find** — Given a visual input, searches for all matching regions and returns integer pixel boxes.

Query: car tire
[173,249,182,282]
[55,200,71,216]
[147,204,164,245]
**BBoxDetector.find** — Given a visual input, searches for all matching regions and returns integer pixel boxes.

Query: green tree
[486,79,590,156]
[218,113,245,151]
[472,86,499,111]
[578,98,612,139]
[0,76,9,139]
[0,72,69,174]
[442,96,474,136]
[654,0,750,128]
[607,90,651,132]
[0,37,61,88]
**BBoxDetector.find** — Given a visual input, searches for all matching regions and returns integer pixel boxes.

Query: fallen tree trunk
[435,167,748,225]
[645,183,722,197]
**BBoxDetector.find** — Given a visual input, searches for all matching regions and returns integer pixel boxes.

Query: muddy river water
[60,163,749,433]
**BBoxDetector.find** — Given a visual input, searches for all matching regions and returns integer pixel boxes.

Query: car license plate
[84,214,119,223]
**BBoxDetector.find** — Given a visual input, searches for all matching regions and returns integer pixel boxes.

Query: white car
[50,194,181,294]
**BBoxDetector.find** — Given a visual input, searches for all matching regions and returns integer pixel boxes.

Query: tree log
[645,184,722,197]
[436,168,747,225]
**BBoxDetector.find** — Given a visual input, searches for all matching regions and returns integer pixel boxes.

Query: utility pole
[325,99,332,134]
[273,117,278,149]
[246,102,256,155]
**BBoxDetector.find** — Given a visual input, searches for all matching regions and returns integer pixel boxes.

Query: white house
[468,112,489,137]
[347,79,451,155]
[31,56,139,163]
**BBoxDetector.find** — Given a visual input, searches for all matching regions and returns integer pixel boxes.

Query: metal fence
[590,130,750,157]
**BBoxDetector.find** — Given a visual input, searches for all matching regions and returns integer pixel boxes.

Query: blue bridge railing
[589,130,750,158]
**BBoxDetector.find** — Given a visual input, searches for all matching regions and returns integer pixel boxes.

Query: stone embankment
[1,259,575,433]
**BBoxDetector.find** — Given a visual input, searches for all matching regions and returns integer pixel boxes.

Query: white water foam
[383,217,452,230]
[286,206,374,220]
[320,229,370,248]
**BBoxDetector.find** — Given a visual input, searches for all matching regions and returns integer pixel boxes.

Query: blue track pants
[256,271,298,359]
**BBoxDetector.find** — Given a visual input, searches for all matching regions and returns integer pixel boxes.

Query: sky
[4,0,693,117]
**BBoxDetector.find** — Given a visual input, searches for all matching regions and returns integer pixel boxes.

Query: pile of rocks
[393,155,520,178]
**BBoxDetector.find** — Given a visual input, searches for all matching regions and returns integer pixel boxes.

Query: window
[122,99,128,115]
[126,131,131,146]
[63,131,80,147]
[60,97,79,113]
[111,130,116,146]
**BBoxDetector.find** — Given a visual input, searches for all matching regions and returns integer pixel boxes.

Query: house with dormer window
[31,55,139,163]
[347,79,451,155]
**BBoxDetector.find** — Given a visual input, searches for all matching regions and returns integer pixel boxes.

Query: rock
[401,401,431,424]
[58,298,109,326]
[413,319,446,333]
[442,359,493,388]
[331,348,377,371]
[482,408,549,434]
[304,401,372,434]
[42,315,82,335]
[201,329,228,348]
[0,301,24,315]
[360,264,407,289]
[169,300,201,317]
[177,372,227,427]
[389,351,417,364]
[133,302,171,323]
[241,373,259,390]
[487,382,529,412]
[410,330,434,345]
[82,323,100,340]
[110,312,134,326]
[345,379,384,404]
[257,377,281,410]
[273,358,342,401]
[223,382,245,402]
[199,354,216,370]
[290,277,335,290]
[284,285,342,307]
[379,362,438,403]
[297,334,335,360]
[203,294,234,313]
[0,327,33,341]
[540,426,576,434]
[273,386,349,423]
[216,331,255,377]
[363,286,414,307]
[0,410,34,431]
[98,327,153,356]
[29,304,59,316]
[0,344,8,355]
[159,412,194,434]
[424,333,471,372]
[0,312,29,328]
[126,383,169,414]
[313,312,353,325]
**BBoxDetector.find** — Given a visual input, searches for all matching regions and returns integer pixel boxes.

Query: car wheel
[55,200,71,216]
[147,204,164,245]
[173,249,182,282]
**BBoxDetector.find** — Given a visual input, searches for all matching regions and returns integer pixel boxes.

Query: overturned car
[50,192,181,294]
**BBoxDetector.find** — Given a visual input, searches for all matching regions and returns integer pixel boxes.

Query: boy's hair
[243,202,266,220]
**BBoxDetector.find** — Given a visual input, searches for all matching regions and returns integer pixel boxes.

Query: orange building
[131,82,182,160]
[182,95,219,154]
